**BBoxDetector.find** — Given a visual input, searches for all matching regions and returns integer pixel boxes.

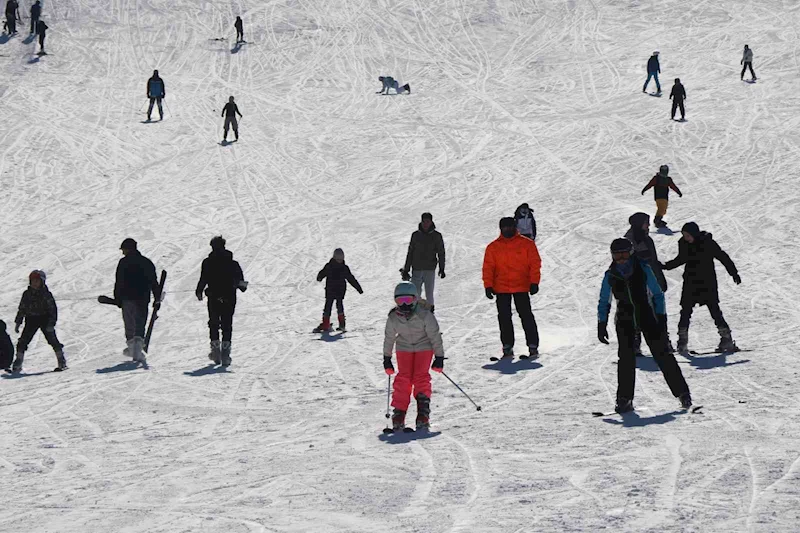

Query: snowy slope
[2,0,800,531]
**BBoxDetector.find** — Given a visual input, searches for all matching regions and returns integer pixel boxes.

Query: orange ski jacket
[482,232,541,293]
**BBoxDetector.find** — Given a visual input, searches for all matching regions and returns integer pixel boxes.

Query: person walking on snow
[514,203,537,241]
[741,45,756,81]
[400,212,445,313]
[221,96,242,142]
[196,236,247,366]
[234,16,244,43]
[313,248,363,333]
[661,222,741,355]
[29,0,40,34]
[483,216,542,358]
[146,70,165,121]
[377,76,410,95]
[36,19,46,53]
[383,281,444,431]
[0,320,14,372]
[115,238,161,364]
[598,238,692,413]
[5,0,18,34]
[643,51,661,94]
[641,164,682,229]
[12,270,67,372]
[669,78,686,120]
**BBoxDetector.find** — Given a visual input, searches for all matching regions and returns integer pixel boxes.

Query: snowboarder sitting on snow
[741,44,756,81]
[146,70,165,121]
[234,16,244,43]
[598,238,692,413]
[400,212,446,314]
[0,320,15,372]
[669,78,686,121]
[377,76,410,95]
[12,270,66,372]
[383,281,444,431]
[661,222,741,355]
[641,164,682,229]
[221,96,242,142]
[314,248,363,333]
[115,238,160,364]
[643,51,661,93]
[196,236,247,366]
[514,202,537,241]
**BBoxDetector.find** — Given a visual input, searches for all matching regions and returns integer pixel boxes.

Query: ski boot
[415,393,430,431]
[525,344,539,359]
[312,316,332,334]
[336,314,346,332]
[716,328,739,353]
[11,350,24,373]
[208,340,222,364]
[501,345,514,358]
[54,350,68,372]
[220,341,232,367]
[677,328,689,356]
[132,336,146,363]
[392,408,406,432]
[615,397,634,414]
[654,216,667,229]
[679,392,693,409]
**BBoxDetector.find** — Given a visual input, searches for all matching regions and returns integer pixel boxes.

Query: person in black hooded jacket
[196,236,247,366]
[0,320,15,371]
[662,222,741,355]
[314,248,363,333]
[115,238,160,364]
[400,212,445,312]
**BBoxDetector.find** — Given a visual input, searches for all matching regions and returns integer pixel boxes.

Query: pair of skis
[98,270,167,354]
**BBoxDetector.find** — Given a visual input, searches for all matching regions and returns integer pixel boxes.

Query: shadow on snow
[184,364,230,376]
[481,358,542,375]
[601,410,684,427]
[378,430,442,444]
[96,361,145,373]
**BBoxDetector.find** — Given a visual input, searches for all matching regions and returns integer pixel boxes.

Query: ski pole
[385,375,391,421]
[441,371,482,411]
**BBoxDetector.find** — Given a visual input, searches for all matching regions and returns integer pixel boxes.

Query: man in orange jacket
[483,217,542,358]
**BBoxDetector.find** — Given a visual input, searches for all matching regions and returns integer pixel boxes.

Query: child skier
[641,164,683,228]
[383,281,444,431]
[313,248,363,333]
[12,270,67,372]
[377,76,410,95]
[669,78,687,121]
[0,320,14,371]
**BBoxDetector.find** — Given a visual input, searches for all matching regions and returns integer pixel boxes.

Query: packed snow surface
[2,0,799,531]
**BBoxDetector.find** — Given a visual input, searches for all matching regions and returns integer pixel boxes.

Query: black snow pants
[496,292,539,348]
[208,297,235,342]
[17,316,63,353]
[323,293,345,318]
[38,33,44,51]
[148,97,163,119]
[741,62,756,80]
[671,99,685,120]
[677,302,729,330]
[223,116,238,139]
[615,316,689,402]
[30,16,37,34]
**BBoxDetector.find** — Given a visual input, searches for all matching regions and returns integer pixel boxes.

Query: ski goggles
[611,250,632,262]
[395,295,417,305]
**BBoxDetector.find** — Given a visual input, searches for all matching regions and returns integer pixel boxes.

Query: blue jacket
[148,77,165,98]
[598,257,664,328]
[647,56,660,74]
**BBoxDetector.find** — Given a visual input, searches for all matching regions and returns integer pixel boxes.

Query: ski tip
[591,411,606,417]
[691,405,703,413]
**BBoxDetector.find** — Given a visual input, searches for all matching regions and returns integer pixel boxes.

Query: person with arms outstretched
[641,164,682,229]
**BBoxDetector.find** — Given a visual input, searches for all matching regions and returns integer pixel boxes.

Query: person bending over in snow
[598,238,692,413]
[741,45,756,81]
[314,248,363,333]
[669,78,686,121]
[514,203,537,241]
[641,164,682,229]
[643,50,661,94]
[377,76,410,95]
[383,282,444,432]
[12,270,66,372]
[661,222,741,355]
[0,320,15,372]
[221,96,242,142]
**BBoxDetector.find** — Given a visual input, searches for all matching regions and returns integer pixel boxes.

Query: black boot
[415,393,430,430]
[615,397,634,414]
[392,408,406,431]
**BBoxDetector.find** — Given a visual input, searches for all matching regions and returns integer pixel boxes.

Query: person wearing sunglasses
[598,238,692,414]
[383,282,444,432]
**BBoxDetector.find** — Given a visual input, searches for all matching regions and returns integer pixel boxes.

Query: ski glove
[383,357,395,375]
[485,287,494,300]
[196,291,203,301]
[438,270,446,279]
[15,323,20,334]
[732,273,741,285]
[153,301,161,312]
[598,322,609,344]
[431,356,444,373]
[529,283,539,295]
[399,268,411,281]
[238,280,249,292]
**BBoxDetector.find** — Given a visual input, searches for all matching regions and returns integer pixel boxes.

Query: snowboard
[144,270,167,353]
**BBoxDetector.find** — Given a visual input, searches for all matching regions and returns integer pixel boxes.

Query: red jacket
[482,232,541,293]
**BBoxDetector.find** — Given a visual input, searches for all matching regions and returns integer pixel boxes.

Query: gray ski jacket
[383,304,444,358]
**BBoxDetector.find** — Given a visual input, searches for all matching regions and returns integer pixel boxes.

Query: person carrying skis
[12,270,67,372]
[377,76,410,95]
[5,0,18,34]
[643,51,661,94]
[0,320,14,372]
[36,19,46,53]
[383,281,444,431]
[514,202,537,241]
[115,238,160,364]
[483,216,542,358]
[669,78,687,121]
[641,164,682,229]
[146,70,165,121]
[661,222,741,355]
[196,236,247,366]
[221,96,242,142]
[598,238,692,413]
[741,45,756,81]
[29,0,40,34]
[313,248,363,333]
[400,212,445,313]
[234,16,243,43]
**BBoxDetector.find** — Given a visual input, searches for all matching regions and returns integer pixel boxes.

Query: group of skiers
[3,0,46,52]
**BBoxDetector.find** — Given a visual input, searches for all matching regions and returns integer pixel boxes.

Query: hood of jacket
[417,221,437,233]
[208,249,234,262]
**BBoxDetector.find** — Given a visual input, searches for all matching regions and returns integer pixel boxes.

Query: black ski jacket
[115,250,159,302]
[222,102,241,118]
[642,174,682,200]
[234,19,243,31]
[0,320,13,369]
[15,285,57,327]
[647,55,660,74]
[624,226,667,291]
[317,259,362,298]
[196,249,245,302]
[670,83,686,102]
[663,232,737,307]
[36,20,46,36]
[30,3,40,18]
[403,223,446,272]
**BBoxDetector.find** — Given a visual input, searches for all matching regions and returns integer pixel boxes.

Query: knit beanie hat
[333,248,345,260]
[659,165,669,176]
[628,212,650,227]
[681,222,700,238]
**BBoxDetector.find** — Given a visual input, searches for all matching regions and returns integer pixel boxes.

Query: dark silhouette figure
[234,16,243,43]
[35,19,46,52]
[29,0,40,34]
[643,51,661,93]
[146,70,165,121]
[5,0,19,34]
[741,45,756,81]
[669,78,686,120]
[221,96,242,141]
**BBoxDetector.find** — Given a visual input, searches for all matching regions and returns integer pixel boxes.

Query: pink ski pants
[391,350,434,411]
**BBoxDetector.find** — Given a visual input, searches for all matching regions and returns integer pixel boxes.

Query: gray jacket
[383,305,444,358]
[742,48,753,62]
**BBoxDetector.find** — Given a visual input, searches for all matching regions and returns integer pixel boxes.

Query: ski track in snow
[1,0,800,531]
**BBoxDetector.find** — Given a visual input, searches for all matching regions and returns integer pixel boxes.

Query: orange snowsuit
[482,232,542,293]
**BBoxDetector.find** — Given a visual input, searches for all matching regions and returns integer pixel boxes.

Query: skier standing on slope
[400,212,445,313]
[221,96,242,142]
[741,45,756,81]
[483,216,542,358]
[641,164,682,229]
[313,248,363,333]
[29,0,39,34]
[598,238,692,413]
[643,51,661,94]
[377,76,410,95]
[234,16,243,43]
[514,202,537,241]
[383,281,444,432]
[669,78,687,121]
[4,0,18,34]
[0,320,14,372]
[196,236,247,367]
[146,70,165,121]
[661,222,741,355]
[115,238,160,364]
[12,270,67,372]
[36,18,46,53]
